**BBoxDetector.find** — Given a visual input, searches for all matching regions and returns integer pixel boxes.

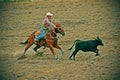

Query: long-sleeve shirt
[42,17,55,30]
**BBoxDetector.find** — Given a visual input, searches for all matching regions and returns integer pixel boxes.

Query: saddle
[34,30,58,48]
[34,30,46,49]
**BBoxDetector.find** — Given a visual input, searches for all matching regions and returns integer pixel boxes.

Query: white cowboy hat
[46,12,53,16]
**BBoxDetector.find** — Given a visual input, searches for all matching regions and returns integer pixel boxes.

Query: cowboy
[35,12,56,47]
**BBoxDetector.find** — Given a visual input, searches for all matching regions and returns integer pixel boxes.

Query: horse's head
[54,22,65,36]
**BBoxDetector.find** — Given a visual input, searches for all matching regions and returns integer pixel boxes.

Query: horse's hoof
[55,58,59,60]
[54,55,58,60]
[62,53,64,56]
[17,55,27,60]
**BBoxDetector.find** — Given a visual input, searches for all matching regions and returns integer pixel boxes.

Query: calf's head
[96,37,104,46]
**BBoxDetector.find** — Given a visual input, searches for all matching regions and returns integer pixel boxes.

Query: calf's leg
[73,50,79,60]
[95,49,100,56]
[92,49,100,56]
[69,49,79,60]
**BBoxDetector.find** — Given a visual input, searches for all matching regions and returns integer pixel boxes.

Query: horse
[18,22,65,60]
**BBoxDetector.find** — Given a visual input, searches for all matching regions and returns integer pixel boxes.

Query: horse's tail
[20,39,28,45]
[68,39,80,50]
[19,31,36,45]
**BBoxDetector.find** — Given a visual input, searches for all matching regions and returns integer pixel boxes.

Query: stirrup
[43,41,47,49]
[34,39,39,44]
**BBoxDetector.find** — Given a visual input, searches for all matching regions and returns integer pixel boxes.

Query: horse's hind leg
[24,42,34,55]
[17,42,34,60]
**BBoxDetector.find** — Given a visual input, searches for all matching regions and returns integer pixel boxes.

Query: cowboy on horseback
[35,12,56,47]
[18,17,65,60]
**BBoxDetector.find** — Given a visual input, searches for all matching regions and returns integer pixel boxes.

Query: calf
[68,37,104,60]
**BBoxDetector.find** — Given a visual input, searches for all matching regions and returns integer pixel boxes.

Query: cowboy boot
[43,40,47,49]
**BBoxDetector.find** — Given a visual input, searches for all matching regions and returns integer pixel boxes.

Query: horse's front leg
[48,44,58,60]
[55,44,64,55]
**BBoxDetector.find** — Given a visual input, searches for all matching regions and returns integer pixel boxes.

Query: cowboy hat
[46,12,53,16]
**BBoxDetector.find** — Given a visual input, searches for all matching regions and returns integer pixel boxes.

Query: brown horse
[18,22,65,60]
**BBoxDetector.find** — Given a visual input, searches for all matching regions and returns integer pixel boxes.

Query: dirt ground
[0,0,120,80]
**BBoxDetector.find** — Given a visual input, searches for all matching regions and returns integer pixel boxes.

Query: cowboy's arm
[50,22,56,28]
[45,19,56,30]
[44,18,56,27]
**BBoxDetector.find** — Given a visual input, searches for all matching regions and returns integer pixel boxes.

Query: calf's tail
[68,39,80,50]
